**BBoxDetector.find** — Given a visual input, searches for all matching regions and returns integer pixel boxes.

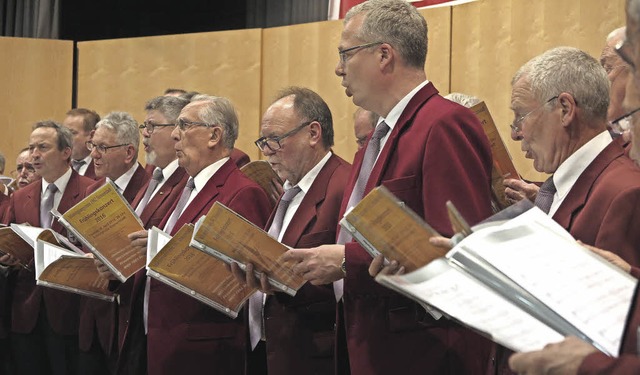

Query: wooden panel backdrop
[76,29,263,161]
[451,0,625,182]
[0,37,73,175]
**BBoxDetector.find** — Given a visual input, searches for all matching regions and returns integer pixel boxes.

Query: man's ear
[208,127,223,148]
[308,121,322,146]
[124,145,136,163]
[558,92,577,128]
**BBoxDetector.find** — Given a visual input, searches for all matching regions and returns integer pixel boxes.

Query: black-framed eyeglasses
[175,118,213,132]
[86,141,130,154]
[139,121,174,134]
[338,41,383,64]
[255,120,314,152]
[510,96,559,133]
[610,107,640,135]
[615,39,635,70]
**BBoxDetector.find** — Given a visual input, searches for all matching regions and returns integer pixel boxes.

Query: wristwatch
[340,257,346,275]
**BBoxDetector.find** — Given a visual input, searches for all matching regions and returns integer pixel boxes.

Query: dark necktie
[71,159,85,172]
[135,168,164,216]
[40,183,58,229]
[534,176,557,214]
[267,185,302,239]
[164,177,195,234]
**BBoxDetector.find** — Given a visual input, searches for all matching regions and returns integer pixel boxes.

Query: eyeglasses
[86,141,130,154]
[175,118,212,132]
[510,96,559,133]
[615,39,635,71]
[139,121,174,134]
[610,107,640,135]
[16,163,35,173]
[255,120,314,152]
[338,41,383,64]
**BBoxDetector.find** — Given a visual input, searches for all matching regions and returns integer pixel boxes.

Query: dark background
[59,0,329,41]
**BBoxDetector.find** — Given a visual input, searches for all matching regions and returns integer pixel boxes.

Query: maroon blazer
[231,148,251,168]
[338,83,494,374]
[552,138,640,266]
[263,153,351,375]
[78,164,150,355]
[3,170,94,335]
[147,158,273,375]
[115,166,188,365]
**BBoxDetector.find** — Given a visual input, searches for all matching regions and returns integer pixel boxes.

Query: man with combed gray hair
[490,45,640,375]
[125,95,273,374]
[79,111,150,374]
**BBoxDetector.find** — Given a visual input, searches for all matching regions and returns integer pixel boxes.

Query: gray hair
[190,95,239,149]
[444,93,482,109]
[512,46,609,121]
[33,120,73,152]
[273,86,334,149]
[96,112,140,154]
[145,96,189,123]
[345,0,428,69]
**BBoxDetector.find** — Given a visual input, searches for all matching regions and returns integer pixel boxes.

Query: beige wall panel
[77,29,263,161]
[0,37,73,173]
[451,0,624,182]
[261,7,451,163]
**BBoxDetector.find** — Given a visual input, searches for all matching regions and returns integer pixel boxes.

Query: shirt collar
[114,163,140,192]
[160,159,180,181]
[553,131,613,201]
[380,80,429,131]
[283,151,332,194]
[192,157,230,193]
[41,167,72,196]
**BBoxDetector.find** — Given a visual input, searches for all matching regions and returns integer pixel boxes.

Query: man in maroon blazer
[235,87,351,374]
[508,1,640,373]
[63,107,101,180]
[0,121,94,374]
[100,95,189,375]
[281,1,494,374]
[80,111,150,374]
[126,95,272,374]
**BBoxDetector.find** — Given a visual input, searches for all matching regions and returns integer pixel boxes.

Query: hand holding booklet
[190,202,305,296]
[146,225,256,318]
[374,205,636,356]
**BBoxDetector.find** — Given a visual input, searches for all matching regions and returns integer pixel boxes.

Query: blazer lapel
[365,83,439,194]
[552,140,624,229]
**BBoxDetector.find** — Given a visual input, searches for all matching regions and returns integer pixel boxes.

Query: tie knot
[152,168,164,182]
[281,186,301,203]
[186,177,195,190]
[539,176,556,195]
[71,159,85,169]
[372,121,390,141]
[47,183,58,194]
